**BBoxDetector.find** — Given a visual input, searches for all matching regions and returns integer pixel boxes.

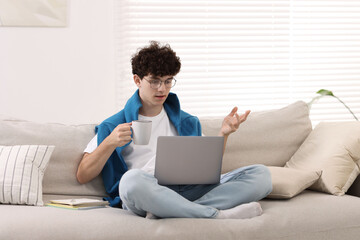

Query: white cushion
[0,145,55,206]
[285,122,360,196]
[267,167,321,199]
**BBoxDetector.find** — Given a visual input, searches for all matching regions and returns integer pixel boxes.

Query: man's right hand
[77,122,133,184]
[106,122,133,148]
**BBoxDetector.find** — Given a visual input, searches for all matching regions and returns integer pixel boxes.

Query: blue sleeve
[95,123,128,207]
[179,114,202,136]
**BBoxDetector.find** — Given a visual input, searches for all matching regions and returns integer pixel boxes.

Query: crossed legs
[119,165,272,219]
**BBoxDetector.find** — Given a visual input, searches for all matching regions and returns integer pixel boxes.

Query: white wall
[0,0,116,124]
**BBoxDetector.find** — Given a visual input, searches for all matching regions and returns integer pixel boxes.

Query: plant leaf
[316,89,334,96]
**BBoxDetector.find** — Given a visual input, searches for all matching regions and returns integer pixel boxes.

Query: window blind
[114,0,360,124]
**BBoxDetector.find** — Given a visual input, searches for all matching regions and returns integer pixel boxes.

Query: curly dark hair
[131,41,181,79]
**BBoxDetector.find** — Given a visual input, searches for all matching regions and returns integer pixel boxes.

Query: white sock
[216,202,263,219]
[145,212,159,219]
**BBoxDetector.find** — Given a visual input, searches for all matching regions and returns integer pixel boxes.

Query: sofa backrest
[0,117,107,197]
[0,101,312,197]
[200,101,313,173]
[2,102,359,198]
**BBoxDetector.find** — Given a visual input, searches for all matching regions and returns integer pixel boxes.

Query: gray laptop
[154,136,224,185]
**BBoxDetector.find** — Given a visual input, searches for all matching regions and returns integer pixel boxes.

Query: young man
[77,41,272,219]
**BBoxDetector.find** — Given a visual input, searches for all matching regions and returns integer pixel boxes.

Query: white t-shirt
[83,108,178,175]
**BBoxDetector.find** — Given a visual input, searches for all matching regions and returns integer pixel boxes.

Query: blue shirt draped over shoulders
[95,90,202,207]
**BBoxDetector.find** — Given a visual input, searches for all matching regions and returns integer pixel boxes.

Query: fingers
[229,107,250,121]
[116,122,132,129]
[238,110,251,122]
[221,108,251,136]
[228,107,238,117]
[109,123,133,147]
[233,109,250,126]
[117,123,132,135]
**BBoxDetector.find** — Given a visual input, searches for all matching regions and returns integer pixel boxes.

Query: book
[46,203,108,210]
[47,198,109,210]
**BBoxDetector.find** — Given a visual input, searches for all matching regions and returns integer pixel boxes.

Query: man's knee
[252,164,273,195]
[119,169,149,200]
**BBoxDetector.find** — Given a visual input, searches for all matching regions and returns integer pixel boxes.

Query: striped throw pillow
[0,145,55,206]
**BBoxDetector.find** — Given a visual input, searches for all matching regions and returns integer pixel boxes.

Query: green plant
[308,89,358,121]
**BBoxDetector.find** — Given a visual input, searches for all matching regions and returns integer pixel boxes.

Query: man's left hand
[220,107,251,136]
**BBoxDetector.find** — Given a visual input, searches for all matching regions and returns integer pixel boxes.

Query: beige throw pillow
[0,145,55,206]
[267,167,321,199]
[285,122,360,196]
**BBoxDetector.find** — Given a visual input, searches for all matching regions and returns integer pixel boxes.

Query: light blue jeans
[119,164,272,218]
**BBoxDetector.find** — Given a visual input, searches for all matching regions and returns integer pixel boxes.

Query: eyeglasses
[142,77,177,89]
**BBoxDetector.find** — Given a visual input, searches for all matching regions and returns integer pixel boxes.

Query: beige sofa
[1,101,360,240]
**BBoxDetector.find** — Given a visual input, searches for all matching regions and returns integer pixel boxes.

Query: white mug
[131,120,152,145]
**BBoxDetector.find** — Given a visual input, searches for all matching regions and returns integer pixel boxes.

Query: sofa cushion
[267,167,321,199]
[200,101,312,173]
[1,191,360,240]
[0,119,107,197]
[285,122,360,196]
[0,145,54,206]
